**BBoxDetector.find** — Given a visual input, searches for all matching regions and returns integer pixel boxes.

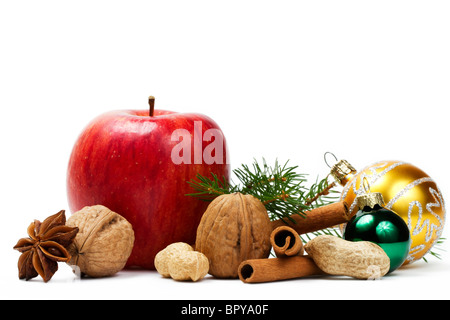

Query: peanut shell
[304,235,390,279]
[154,242,194,277]
[168,251,209,281]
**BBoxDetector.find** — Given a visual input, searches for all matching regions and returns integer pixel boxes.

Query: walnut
[195,193,272,278]
[66,205,135,277]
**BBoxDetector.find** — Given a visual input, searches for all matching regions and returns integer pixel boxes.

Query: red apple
[67,98,230,269]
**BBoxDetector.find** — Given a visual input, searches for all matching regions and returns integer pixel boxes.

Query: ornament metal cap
[329,159,357,185]
[356,192,385,210]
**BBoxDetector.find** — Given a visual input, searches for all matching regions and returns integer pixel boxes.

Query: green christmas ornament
[344,189,411,273]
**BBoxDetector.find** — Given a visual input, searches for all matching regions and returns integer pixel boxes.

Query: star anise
[13,210,79,282]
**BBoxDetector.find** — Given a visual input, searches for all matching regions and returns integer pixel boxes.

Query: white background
[1,0,449,300]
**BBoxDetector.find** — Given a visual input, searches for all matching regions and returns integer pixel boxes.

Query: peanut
[168,251,209,281]
[304,235,390,280]
[154,242,193,278]
[154,242,209,282]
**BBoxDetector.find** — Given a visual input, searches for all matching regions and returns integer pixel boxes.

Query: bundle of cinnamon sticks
[238,201,351,283]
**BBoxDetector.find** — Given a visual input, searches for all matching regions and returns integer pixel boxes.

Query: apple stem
[148,96,155,117]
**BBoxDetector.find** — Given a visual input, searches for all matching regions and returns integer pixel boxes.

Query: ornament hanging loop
[326,153,356,186]
[324,152,338,168]
[357,177,385,210]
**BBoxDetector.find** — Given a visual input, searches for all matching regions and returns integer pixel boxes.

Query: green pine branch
[186,158,338,221]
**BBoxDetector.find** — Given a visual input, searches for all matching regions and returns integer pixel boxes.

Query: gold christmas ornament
[333,160,445,264]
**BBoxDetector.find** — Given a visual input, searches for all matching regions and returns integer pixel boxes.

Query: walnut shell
[195,193,272,278]
[66,205,135,277]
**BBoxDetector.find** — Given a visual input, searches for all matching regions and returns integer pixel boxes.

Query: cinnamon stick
[271,201,350,235]
[238,256,325,283]
[270,226,303,257]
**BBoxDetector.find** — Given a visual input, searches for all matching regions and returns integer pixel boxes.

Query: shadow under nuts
[66,205,135,277]
[195,193,272,278]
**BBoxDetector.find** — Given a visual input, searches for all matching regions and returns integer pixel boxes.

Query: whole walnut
[195,193,272,278]
[66,205,135,277]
